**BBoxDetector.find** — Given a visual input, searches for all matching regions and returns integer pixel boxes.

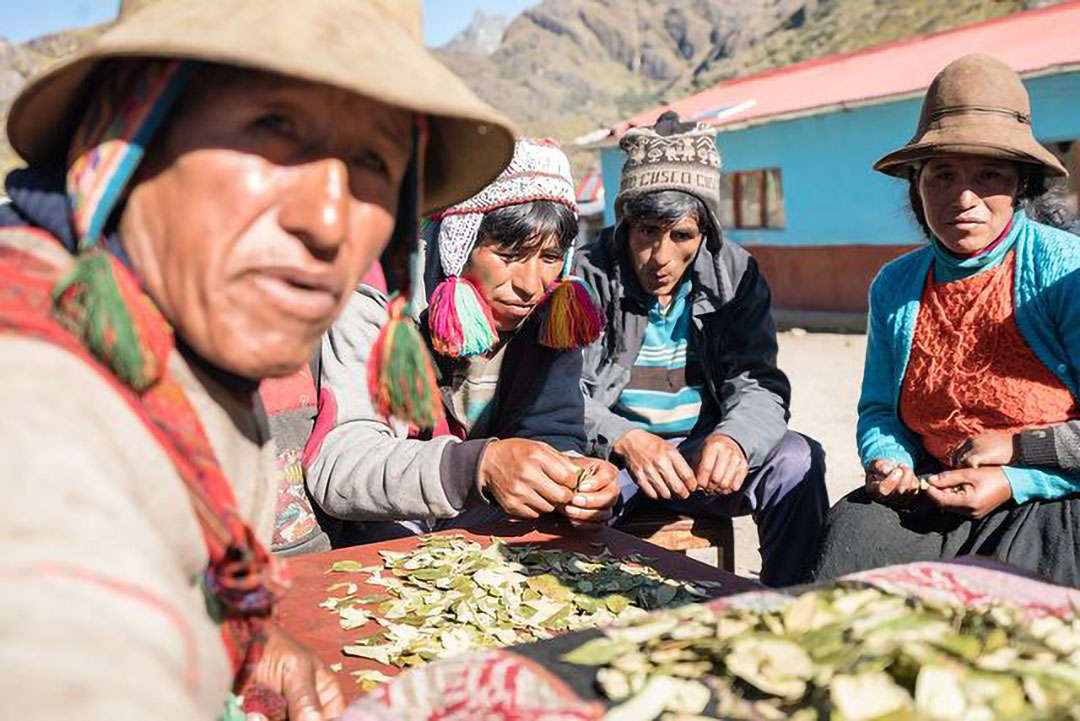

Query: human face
[120,67,412,379]
[463,234,565,332]
[917,156,1020,255]
[626,214,704,300]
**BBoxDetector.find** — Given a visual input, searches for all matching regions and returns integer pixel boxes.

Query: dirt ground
[722,331,868,579]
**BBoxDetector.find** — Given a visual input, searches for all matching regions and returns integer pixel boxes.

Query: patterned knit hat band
[615,121,723,228]
[435,139,577,279]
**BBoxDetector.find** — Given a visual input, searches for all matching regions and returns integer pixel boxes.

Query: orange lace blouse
[899,250,1079,466]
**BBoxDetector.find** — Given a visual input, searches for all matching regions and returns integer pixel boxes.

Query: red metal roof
[614,1,1080,136]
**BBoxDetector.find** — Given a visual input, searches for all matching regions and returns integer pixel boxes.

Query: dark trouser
[810,487,1080,587]
[610,431,829,587]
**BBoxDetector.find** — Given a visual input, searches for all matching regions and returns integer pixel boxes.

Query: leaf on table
[724,636,813,701]
[914,665,967,720]
[339,605,372,630]
[829,672,913,721]
[562,637,638,666]
[343,645,392,665]
[351,669,394,691]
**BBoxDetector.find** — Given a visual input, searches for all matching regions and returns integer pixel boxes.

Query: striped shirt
[448,344,507,437]
[614,280,705,437]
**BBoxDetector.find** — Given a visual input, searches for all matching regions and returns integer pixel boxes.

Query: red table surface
[274,519,759,701]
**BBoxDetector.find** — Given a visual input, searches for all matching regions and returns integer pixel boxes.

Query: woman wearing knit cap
[0,0,517,718]
[305,138,618,544]
[811,54,1080,586]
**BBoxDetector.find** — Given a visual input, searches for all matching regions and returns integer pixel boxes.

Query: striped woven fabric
[614,280,705,437]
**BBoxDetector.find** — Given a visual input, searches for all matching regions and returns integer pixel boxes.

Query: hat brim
[874,135,1067,179]
[6,0,516,213]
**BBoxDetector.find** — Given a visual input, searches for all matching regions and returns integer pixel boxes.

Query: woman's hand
[951,432,1017,468]
[250,626,344,721]
[613,428,698,500]
[479,439,578,518]
[864,459,920,506]
[925,467,1012,518]
[561,456,619,525]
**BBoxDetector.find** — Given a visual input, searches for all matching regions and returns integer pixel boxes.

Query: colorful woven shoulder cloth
[0,225,284,692]
[1,58,285,693]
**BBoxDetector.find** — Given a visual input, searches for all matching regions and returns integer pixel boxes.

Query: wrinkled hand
[250,626,344,721]
[613,428,697,500]
[479,439,578,518]
[952,432,1017,469]
[865,459,920,506]
[561,456,620,525]
[925,466,1012,518]
[695,434,749,495]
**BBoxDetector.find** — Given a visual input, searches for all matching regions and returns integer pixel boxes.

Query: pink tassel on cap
[540,274,604,349]
[427,276,498,357]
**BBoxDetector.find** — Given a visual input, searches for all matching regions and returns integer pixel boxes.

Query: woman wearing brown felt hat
[811,54,1080,586]
[0,1,514,719]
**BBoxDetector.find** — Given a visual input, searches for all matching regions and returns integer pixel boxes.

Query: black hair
[476,200,578,256]
[620,190,708,234]
[907,162,1077,239]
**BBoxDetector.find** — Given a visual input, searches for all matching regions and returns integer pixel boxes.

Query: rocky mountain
[432,0,1049,142]
[0,0,1061,178]
[0,27,104,175]
[442,10,511,54]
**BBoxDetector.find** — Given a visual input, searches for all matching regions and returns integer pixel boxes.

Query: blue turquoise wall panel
[599,71,1080,248]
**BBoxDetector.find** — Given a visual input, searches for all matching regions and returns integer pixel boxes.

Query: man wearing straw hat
[0,0,514,718]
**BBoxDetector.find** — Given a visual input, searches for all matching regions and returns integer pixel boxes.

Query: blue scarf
[930,210,1025,283]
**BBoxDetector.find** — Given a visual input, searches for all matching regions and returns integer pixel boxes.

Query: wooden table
[274,519,758,701]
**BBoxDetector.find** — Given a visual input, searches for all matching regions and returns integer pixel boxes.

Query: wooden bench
[619,507,736,571]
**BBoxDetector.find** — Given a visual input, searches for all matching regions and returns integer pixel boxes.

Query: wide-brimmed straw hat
[874,53,1067,178]
[6,0,516,212]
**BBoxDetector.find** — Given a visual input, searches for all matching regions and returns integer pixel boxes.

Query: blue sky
[423,0,536,47]
[0,1,538,46]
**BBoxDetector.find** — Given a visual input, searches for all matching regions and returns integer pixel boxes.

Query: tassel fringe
[540,276,605,349]
[367,296,442,430]
[427,276,498,357]
[52,250,172,392]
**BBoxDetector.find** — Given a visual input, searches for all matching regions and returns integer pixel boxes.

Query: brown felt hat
[6,0,516,213]
[874,53,1067,178]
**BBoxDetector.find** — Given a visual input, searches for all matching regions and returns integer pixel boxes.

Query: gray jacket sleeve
[304,287,489,521]
[1018,421,1080,472]
[580,336,638,460]
[710,261,791,469]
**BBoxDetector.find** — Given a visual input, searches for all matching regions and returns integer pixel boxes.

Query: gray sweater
[304,285,586,525]
[1019,423,1080,472]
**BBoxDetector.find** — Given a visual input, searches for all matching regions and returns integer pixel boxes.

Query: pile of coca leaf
[321,534,717,687]
[562,584,1080,720]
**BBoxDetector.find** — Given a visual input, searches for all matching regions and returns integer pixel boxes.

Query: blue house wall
[600,70,1080,248]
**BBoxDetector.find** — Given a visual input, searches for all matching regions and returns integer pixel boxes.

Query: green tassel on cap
[53,249,173,392]
[367,296,442,430]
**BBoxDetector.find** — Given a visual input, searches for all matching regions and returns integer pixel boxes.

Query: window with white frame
[720,168,785,230]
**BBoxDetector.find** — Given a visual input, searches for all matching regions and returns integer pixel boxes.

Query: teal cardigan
[858,211,1080,504]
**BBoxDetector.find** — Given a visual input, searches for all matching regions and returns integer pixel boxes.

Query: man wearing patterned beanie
[305,139,618,544]
[574,112,828,586]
